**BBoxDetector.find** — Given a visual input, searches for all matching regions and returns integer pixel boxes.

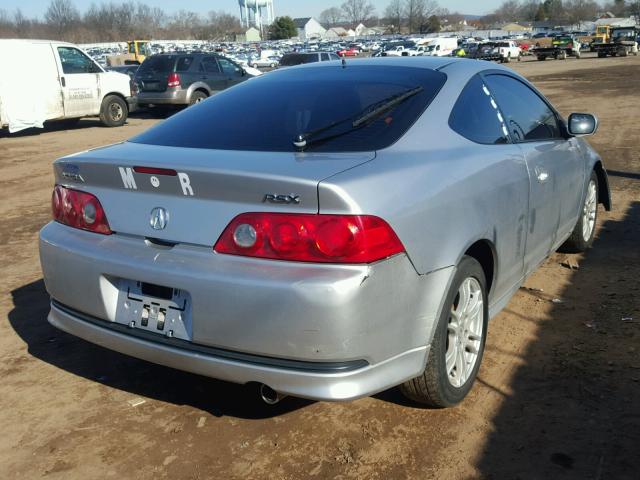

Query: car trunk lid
[54,142,374,247]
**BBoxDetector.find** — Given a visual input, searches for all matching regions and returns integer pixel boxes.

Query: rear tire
[189,90,208,106]
[99,95,127,127]
[559,171,599,253]
[400,256,488,408]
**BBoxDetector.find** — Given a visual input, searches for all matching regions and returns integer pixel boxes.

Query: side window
[484,74,561,142]
[176,57,194,72]
[57,47,98,74]
[218,58,242,76]
[330,53,340,60]
[449,74,509,145]
[201,57,221,74]
[321,53,330,61]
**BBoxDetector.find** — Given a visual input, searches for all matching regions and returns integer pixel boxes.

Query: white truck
[419,37,459,57]
[495,40,522,62]
[0,39,137,133]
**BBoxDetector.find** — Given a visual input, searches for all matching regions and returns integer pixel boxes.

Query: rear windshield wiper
[293,86,424,151]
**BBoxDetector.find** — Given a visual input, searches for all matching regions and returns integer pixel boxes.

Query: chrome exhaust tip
[259,384,284,405]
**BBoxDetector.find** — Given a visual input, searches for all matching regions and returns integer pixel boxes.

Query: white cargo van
[0,39,136,133]
[422,37,459,57]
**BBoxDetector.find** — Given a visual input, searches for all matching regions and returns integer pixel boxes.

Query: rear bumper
[48,301,428,401]
[137,89,188,106]
[39,221,454,400]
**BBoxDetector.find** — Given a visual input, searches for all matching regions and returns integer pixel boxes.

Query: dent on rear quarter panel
[318,63,530,305]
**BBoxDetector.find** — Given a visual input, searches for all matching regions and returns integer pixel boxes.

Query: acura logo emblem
[149,207,169,230]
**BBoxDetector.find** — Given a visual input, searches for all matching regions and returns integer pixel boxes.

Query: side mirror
[568,113,598,136]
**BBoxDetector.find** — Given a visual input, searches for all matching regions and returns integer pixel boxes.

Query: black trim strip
[52,300,369,373]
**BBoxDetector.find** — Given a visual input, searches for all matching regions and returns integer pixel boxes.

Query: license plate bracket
[114,279,192,341]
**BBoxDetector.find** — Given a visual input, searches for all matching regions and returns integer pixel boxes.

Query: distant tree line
[0,0,244,43]
[481,0,640,27]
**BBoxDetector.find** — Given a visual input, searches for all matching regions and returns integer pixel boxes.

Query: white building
[293,17,326,41]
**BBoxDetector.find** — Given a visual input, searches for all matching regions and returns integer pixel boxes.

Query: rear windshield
[131,65,447,152]
[138,55,175,73]
[279,54,318,66]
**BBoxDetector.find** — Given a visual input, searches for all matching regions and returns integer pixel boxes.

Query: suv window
[218,57,242,77]
[131,65,447,152]
[138,55,175,74]
[449,75,508,145]
[201,57,221,73]
[330,53,340,60]
[58,47,99,74]
[176,57,194,72]
[485,74,561,142]
[279,53,321,66]
[321,53,330,61]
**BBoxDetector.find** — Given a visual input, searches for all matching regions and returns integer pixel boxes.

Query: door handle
[60,77,66,87]
[535,166,550,183]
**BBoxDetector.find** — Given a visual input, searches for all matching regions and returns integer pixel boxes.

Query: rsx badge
[263,194,301,204]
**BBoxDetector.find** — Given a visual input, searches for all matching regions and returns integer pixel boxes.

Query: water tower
[238,0,275,31]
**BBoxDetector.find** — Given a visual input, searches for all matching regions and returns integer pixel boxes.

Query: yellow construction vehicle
[107,40,151,66]
[590,26,610,51]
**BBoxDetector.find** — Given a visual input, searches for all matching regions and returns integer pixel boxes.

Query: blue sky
[1,0,502,19]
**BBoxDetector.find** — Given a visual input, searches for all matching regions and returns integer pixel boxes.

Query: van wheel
[400,256,488,408]
[99,95,127,127]
[189,91,208,106]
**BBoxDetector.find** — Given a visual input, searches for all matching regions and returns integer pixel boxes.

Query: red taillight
[167,72,181,88]
[51,185,112,235]
[214,213,404,264]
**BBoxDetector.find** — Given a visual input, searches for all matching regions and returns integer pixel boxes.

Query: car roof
[288,56,512,78]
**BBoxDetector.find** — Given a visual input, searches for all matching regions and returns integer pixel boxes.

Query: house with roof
[293,17,326,41]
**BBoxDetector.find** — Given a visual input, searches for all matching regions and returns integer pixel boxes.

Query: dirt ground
[1,54,639,480]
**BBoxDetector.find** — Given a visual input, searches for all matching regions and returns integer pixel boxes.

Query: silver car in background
[39,57,610,407]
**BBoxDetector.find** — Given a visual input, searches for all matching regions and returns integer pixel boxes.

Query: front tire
[400,256,488,408]
[99,95,127,127]
[560,171,599,253]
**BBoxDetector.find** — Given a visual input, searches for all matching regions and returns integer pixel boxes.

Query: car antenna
[341,56,346,68]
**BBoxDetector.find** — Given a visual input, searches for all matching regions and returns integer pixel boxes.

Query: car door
[217,57,247,88]
[484,73,583,273]
[55,45,101,117]
[448,73,529,301]
[200,56,226,93]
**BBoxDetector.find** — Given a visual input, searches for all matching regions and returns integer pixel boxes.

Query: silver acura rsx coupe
[39,57,610,407]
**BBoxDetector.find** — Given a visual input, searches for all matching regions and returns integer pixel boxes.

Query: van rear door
[54,45,101,117]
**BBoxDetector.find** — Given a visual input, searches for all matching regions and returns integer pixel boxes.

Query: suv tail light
[52,185,112,235]
[130,79,138,96]
[214,213,404,264]
[167,72,181,88]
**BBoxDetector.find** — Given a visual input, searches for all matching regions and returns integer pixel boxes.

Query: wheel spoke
[446,341,457,374]
[455,343,467,384]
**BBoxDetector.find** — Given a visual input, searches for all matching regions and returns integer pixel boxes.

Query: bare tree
[320,7,343,27]
[384,0,403,33]
[564,0,600,27]
[404,0,438,33]
[341,0,376,26]
[0,1,245,43]
[45,0,80,39]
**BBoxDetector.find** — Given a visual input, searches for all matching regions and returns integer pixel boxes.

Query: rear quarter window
[449,74,509,145]
[176,57,194,72]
